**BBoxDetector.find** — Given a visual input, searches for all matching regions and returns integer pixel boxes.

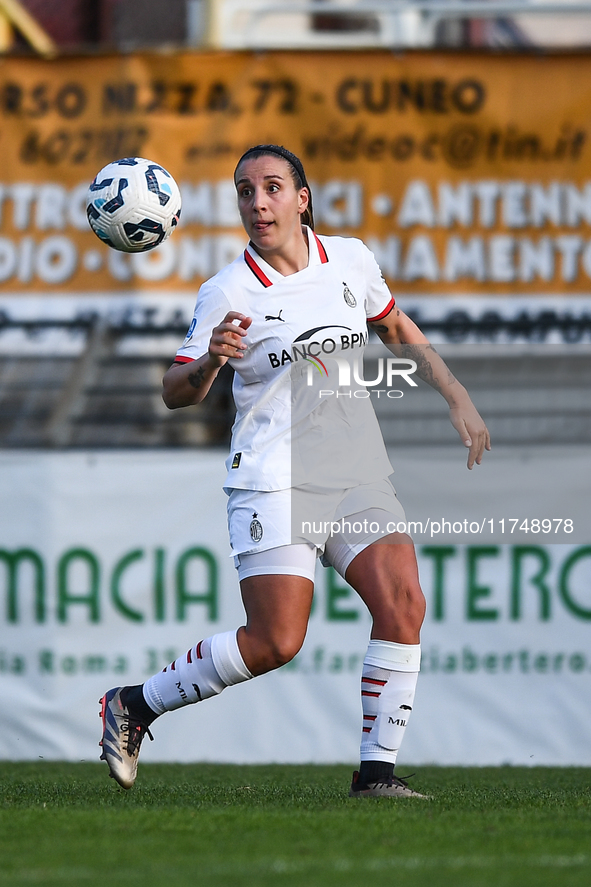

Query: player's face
[235,156,309,255]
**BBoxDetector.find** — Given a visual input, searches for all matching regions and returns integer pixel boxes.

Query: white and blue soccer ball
[86,157,182,252]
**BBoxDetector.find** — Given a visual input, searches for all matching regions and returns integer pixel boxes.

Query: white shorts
[228,478,407,583]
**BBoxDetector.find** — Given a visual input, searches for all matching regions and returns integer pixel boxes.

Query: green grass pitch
[1,763,590,887]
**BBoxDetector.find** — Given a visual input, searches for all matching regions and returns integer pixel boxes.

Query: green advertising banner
[1,448,589,765]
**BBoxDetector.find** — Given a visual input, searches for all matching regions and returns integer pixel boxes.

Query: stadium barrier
[1,446,590,765]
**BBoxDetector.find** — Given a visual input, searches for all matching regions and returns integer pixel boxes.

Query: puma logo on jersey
[265,310,285,322]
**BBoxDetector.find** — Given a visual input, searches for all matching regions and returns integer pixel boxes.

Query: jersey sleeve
[362,242,396,323]
[174,283,232,364]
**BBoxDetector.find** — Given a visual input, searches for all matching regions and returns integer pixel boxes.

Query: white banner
[1,447,590,766]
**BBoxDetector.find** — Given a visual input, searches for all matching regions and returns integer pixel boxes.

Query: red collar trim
[313,232,329,264]
[244,231,328,287]
[244,248,273,287]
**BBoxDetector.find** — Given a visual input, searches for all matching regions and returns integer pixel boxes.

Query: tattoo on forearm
[188,365,207,390]
[400,344,457,394]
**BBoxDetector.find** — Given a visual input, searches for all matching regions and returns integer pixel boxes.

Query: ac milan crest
[250,512,263,543]
[343,282,357,307]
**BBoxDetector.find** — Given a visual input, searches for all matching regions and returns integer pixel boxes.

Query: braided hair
[234,144,314,230]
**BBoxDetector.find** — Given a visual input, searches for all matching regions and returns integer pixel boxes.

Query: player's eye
[238,186,252,198]
[268,183,280,193]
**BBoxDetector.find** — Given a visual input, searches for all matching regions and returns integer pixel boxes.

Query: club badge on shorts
[343,282,356,308]
[250,511,263,543]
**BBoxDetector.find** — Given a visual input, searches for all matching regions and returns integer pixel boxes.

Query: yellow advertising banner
[1,50,591,296]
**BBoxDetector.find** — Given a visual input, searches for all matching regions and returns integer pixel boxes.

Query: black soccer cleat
[349,769,429,798]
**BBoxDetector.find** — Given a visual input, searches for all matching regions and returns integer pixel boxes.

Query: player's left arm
[369,306,491,469]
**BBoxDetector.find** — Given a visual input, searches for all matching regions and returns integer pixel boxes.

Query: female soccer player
[99,145,490,796]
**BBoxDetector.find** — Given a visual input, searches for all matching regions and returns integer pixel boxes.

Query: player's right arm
[162,311,251,408]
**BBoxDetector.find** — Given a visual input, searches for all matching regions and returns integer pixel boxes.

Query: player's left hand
[449,400,491,470]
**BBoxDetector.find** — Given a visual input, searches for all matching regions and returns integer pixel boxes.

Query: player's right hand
[208,311,252,366]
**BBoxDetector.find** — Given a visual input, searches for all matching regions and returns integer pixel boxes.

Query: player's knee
[267,634,304,668]
[408,584,426,626]
[403,585,426,632]
[251,633,304,672]
[376,582,425,636]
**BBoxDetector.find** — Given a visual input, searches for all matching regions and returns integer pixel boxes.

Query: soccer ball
[86,157,182,252]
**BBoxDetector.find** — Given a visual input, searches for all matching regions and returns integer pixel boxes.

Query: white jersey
[175,229,395,492]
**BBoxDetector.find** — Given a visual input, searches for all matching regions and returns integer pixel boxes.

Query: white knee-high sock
[360,639,421,765]
[142,630,252,714]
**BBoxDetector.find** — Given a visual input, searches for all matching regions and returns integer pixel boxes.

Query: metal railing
[202,0,591,48]
[1,310,590,448]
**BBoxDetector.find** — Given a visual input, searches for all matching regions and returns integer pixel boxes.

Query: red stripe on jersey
[362,677,387,686]
[244,249,273,287]
[313,232,329,263]
[186,648,192,664]
[174,355,193,364]
[170,660,176,671]
[362,727,372,733]
[361,690,381,698]
[363,715,377,721]
[315,356,328,375]
[196,641,203,659]
[367,296,395,324]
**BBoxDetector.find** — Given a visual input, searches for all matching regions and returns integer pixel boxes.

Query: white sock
[360,639,421,765]
[142,630,252,714]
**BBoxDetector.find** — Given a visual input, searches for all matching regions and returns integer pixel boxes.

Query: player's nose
[252,186,268,211]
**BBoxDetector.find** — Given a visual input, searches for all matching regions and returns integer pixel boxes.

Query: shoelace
[371,773,415,789]
[393,772,415,786]
[124,718,154,756]
[388,774,409,789]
